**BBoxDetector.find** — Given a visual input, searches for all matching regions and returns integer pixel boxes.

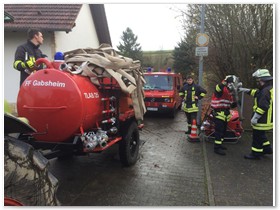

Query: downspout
[50,31,56,59]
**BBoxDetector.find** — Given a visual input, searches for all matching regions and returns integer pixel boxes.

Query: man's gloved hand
[25,59,35,69]
[238,88,250,93]
[251,113,262,125]
[237,82,243,89]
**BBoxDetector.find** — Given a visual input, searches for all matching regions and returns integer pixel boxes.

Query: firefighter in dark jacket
[179,75,207,134]
[13,28,45,86]
[211,75,238,155]
[239,69,273,160]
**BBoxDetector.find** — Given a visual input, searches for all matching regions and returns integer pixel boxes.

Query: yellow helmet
[252,69,273,81]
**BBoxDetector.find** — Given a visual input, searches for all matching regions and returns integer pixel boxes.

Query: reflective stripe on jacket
[13,40,43,85]
[213,110,232,122]
[249,82,273,130]
[179,82,207,113]
[211,84,233,110]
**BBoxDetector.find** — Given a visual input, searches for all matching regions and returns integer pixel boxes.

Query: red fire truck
[143,68,183,118]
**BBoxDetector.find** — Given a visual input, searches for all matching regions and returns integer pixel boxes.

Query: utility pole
[197,4,206,126]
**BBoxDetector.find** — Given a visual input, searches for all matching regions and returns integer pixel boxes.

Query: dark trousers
[185,112,197,132]
[252,129,272,156]
[213,117,227,148]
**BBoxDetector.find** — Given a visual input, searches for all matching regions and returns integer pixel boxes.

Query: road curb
[202,138,215,206]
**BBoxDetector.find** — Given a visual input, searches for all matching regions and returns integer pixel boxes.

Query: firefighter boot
[263,147,273,155]
[244,153,261,160]
[185,125,191,134]
[220,145,227,150]
[214,146,226,156]
[185,130,191,134]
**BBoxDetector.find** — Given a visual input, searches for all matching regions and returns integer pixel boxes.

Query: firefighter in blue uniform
[211,75,238,155]
[179,75,207,134]
[13,28,46,86]
[239,69,273,159]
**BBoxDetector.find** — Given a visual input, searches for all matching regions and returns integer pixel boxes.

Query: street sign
[195,47,208,56]
[196,33,209,47]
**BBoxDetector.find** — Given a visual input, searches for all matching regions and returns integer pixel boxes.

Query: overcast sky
[104,4,188,51]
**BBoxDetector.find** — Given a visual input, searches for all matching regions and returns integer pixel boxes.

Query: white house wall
[55,4,99,52]
[4,4,100,105]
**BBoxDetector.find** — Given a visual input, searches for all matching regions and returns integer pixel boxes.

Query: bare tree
[176,4,273,87]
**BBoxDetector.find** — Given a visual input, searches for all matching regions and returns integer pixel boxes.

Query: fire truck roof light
[54,51,64,61]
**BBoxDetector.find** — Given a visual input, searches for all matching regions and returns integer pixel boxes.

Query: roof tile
[4,4,82,32]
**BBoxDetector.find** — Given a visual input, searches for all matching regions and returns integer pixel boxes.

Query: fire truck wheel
[169,106,176,118]
[119,121,140,167]
[4,136,60,206]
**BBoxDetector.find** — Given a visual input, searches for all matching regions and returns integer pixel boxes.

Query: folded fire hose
[63,44,146,121]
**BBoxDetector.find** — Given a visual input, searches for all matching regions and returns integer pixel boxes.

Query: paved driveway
[49,110,274,206]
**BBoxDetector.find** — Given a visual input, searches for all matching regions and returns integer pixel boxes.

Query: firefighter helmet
[252,69,273,81]
[224,75,238,83]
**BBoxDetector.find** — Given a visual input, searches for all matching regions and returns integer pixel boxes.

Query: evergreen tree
[172,36,196,78]
[117,27,143,61]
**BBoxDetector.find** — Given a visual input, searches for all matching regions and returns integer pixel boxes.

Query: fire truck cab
[143,68,183,117]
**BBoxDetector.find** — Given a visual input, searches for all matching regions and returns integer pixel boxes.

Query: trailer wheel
[119,121,139,167]
[4,136,60,206]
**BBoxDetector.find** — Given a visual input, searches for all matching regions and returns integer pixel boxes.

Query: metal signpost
[196,4,207,125]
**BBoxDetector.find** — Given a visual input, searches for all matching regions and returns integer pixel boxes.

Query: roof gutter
[89,4,112,46]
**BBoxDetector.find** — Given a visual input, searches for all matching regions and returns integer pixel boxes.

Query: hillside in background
[141,50,191,80]
[142,50,174,72]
